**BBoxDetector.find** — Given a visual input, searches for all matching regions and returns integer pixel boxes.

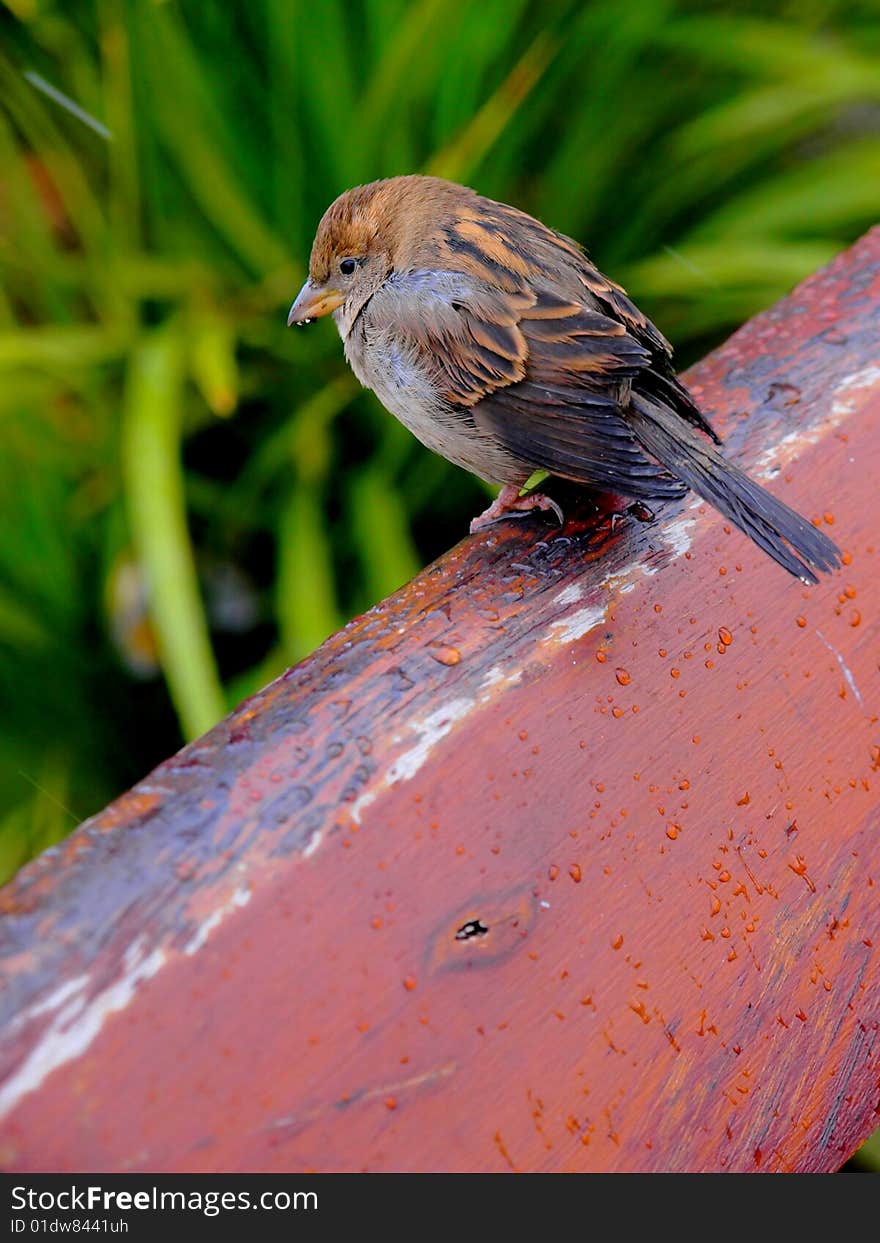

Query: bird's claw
[470,485,565,534]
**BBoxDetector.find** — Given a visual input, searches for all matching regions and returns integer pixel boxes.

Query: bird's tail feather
[627,394,840,584]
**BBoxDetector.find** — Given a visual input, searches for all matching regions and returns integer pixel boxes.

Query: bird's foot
[470,484,565,534]
[609,500,657,532]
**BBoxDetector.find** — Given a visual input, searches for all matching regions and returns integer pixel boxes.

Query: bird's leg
[470,484,565,534]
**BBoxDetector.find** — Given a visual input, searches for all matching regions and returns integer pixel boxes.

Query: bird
[287,175,840,584]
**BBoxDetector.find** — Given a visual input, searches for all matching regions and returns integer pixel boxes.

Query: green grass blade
[349,469,421,603]
[426,32,556,182]
[121,331,226,738]
[276,482,341,663]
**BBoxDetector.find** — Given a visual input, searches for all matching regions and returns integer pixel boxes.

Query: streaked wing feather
[370,268,693,501]
[465,199,720,443]
[473,290,687,498]
[376,269,532,407]
[476,382,687,500]
[576,265,721,442]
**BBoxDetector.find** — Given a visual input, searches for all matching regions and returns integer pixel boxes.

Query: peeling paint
[553,583,585,607]
[0,939,166,1122]
[664,516,696,561]
[481,664,510,690]
[303,828,323,858]
[183,886,252,956]
[350,697,476,824]
[755,362,880,480]
[7,978,86,1033]
[548,604,605,644]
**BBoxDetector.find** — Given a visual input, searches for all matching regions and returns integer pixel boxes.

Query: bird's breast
[342,315,525,485]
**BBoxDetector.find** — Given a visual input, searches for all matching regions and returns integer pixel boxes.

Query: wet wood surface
[1,229,879,1173]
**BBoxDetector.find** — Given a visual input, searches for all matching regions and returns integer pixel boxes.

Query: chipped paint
[548,603,606,644]
[664,515,697,561]
[7,978,86,1033]
[833,363,880,408]
[553,582,585,607]
[303,827,323,858]
[386,698,475,785]
[755,362,880,480]
[481,664,510,689]
[349,697,476,824]
[0,939,166,1122]
[183,886,252,956]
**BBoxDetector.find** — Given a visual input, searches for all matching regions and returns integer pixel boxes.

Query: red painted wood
[1,230,879,1173]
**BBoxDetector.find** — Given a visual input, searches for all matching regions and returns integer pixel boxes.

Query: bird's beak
[287,279,345,326]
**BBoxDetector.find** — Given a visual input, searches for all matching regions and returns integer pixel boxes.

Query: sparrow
[288,175,840,584]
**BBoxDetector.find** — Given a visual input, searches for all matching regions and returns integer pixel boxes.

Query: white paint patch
[546,513,700,646]
[385,699,475,786]
[0,938,166,1121]
[664,516,696,560]
[8,977,86,1032]
[478,664,526,697]
[598,566,638,598]
[347,787,380,825]
[480,664,509,690]
[349,697,476,825]
[816,629,865,709]
[553,582,584,607]
[183,886,252,956]
[348,658,536,826]
[548,604,605,644]
[303,828,323,859]
[836,363,880,399]
[755,362,880,481]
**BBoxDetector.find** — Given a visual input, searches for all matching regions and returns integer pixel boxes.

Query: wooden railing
[1,228,878,1173]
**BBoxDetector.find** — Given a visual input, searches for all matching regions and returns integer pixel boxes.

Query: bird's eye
[339,258,358,276]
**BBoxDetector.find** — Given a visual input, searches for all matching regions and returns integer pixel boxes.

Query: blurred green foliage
[1,0,879,888]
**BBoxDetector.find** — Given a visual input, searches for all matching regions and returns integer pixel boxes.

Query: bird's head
[287,176,477,336]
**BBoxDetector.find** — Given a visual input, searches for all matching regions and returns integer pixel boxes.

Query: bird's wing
[367,269,533,407]
[371,269,687,499]
[574,265,720,443]
[475,286,689,498]
[457,200,720,444]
